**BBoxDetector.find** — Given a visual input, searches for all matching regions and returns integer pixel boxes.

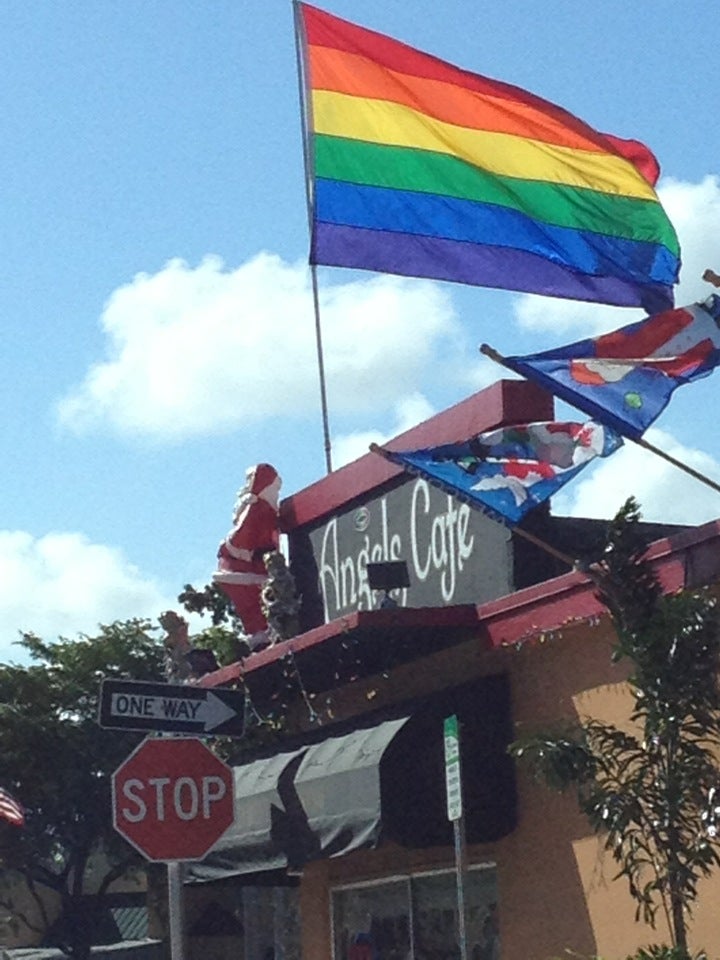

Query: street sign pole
[167,859,186,960]
[164,731,186,960]
[444,715,469,960]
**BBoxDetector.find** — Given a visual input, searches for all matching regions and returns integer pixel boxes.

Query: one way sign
[99,678,245,737]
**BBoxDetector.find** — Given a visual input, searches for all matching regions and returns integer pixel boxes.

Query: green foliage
[0,594,297,957]
[178,583,251,663]
[548,947,708,960]
[178,581,238,627]
[189,622,250,667]
[511,725,597,791]
[512,498,720,953]
[0,620,167,957]
[624,947,708,960]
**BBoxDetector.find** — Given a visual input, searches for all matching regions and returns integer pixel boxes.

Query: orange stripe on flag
[308,44,609,154]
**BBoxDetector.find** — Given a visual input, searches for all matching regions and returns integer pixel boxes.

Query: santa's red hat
[246,463,279,496]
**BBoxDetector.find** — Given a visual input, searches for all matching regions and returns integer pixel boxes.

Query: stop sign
[112,736,235,862]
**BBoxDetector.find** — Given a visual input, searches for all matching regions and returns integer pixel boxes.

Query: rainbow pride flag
[296,4,680,311]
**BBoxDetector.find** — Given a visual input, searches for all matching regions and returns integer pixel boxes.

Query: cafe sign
[306,476,514,621]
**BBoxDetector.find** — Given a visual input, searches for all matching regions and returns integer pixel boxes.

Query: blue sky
[2,0,719,662]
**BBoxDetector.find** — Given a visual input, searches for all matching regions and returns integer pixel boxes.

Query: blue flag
[372,420,623,526]
[491,295,720,440]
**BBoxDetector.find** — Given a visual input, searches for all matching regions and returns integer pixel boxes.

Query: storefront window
[331,866,498,960]
[332,877,411,960]
[243,886,301,960]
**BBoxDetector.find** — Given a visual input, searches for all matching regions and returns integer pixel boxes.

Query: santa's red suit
[213,464,281,647]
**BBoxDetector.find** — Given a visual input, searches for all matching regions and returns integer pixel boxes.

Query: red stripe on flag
[0,787,25,827]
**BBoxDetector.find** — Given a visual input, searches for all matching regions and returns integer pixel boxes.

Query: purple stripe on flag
[311,222,674,312]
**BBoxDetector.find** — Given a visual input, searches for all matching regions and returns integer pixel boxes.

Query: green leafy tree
[178,581,237,628]
[178,582,251,664]
[512,499,720,958]
[0,620,167,959]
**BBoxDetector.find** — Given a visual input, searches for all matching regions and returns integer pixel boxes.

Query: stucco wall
[295,617,719,960]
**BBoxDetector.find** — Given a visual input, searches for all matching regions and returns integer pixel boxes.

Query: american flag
[0,786,25,827]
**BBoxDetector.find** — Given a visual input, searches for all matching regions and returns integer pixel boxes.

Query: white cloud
[513,176,720,339]
[57,181,718,446]
[0,531,173,663]
[552,427,720,526]
[57,254,461,442]
[514,296,639,339]
[332,392,437,468]
[660,174,720,303]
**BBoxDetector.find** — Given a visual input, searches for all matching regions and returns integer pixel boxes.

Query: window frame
[329,862,497,960]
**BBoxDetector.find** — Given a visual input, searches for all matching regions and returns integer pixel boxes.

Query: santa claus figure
[213,463,281,650]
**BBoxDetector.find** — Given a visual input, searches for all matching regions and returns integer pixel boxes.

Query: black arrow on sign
[99,678,245,736]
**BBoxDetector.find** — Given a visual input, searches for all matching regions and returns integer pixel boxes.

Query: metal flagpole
[504,523,579,568]
[310,264,333,475]
[480,344,720,497]
[293,1,333,474]
[633,435,720,494]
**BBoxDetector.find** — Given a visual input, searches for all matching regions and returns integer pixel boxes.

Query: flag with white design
[490,296,720,440]
[371,420,623,525]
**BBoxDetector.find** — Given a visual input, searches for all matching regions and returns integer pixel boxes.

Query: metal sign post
[167,860,186,960]
[444,714,469,960]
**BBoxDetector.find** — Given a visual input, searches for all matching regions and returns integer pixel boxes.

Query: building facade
[197,379,720,960]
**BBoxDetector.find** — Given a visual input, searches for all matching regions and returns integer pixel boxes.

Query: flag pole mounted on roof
[480,286,720,496]
[294,2,333,473]
[293,2,680,473]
